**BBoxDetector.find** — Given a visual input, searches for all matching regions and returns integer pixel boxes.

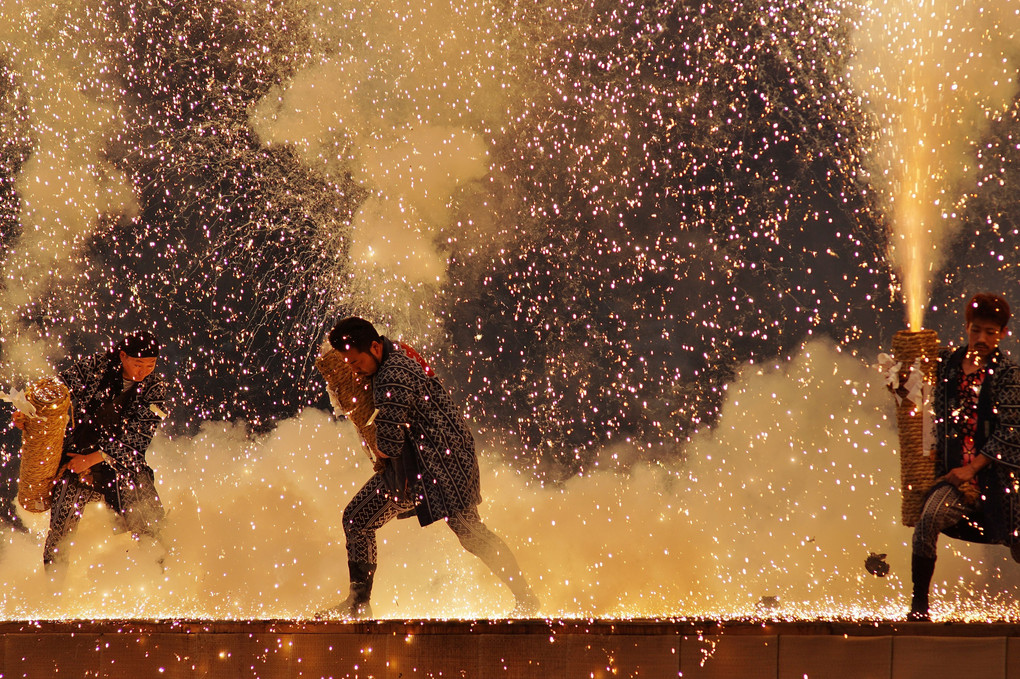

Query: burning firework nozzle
[17,377,71,513]
[315,345,380,461]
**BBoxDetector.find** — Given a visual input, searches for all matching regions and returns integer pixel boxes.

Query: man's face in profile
[340,341,383,377]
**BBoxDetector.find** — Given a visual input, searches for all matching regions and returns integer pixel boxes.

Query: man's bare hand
[945,464,977,488]
[67,451,103,474]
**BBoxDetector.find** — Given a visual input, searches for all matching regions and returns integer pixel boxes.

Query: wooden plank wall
[1,619,1018,678]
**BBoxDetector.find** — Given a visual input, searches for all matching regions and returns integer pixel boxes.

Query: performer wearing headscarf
[319,317,539,619]
[908,294,1020,620]
[14,332,169,568]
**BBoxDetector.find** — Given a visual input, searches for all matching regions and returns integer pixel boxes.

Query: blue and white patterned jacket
[59,351,167,477]
[932,345,1020,545]
[372,337,481,526]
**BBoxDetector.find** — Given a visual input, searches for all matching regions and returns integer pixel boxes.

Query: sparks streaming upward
[849,0,1020,332]
[1,0,1020,621]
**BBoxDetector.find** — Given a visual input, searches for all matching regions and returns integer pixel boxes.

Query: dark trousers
[44,468,165,564]
[912,482,971,560]
[342,472,531,598]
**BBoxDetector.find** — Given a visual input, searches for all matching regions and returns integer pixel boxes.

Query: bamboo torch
[891,329,939,527]
[315,345,380,460]
[17,377,71,513]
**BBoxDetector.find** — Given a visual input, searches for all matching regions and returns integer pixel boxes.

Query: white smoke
[248,0,516,336]
[3,339,1017,620]
[0,0,139,379]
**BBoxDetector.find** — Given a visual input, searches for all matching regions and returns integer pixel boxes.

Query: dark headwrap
[119,331,161,358]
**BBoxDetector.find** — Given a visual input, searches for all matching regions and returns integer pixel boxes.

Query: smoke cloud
[3,340,1017,620]
[248,0,515,335]
[0,0,138,378]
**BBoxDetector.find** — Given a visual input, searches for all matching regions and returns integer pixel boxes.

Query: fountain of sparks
[849,0,1019,331]
[0,0,1019,626]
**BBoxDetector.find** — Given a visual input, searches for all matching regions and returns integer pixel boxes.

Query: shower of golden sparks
[849,0,1020,332]
[1,0,1020,622]
[2,0,898,449]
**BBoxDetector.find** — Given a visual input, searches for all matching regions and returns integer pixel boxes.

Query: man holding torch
[909,293,1020,620]
[13,331,168,570]
[319,317,539,619]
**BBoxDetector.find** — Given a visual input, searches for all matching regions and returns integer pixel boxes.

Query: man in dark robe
[319,317,539,619]
[15,332,168,569]
[910,293,1020,620]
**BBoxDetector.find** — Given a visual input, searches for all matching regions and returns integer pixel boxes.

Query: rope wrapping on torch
[891,329,940,527]
[17,377,71,513]
[315,346,380,460]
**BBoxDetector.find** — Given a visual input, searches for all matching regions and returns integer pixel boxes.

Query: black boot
[908,553,936,621]
[317,561,376,620]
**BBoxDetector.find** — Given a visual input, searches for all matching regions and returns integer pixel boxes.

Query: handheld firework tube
[315,347,380,459]
[892,329,939,527]
[17,377,71,513]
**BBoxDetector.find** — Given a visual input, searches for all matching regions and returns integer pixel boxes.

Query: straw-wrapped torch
[315,345,380,461]
[887,329,940,527]
[10,377,71,513]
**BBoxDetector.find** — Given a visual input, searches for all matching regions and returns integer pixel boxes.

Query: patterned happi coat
[931,346,1020,546]
[59,351,167,479]
[372,337,481,526]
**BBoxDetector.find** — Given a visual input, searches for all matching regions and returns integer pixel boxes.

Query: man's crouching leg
[318,475,399,620]
[44,472,97,573]
[112,471,168,569]
[448,506,540,617]
[909,483,964,621]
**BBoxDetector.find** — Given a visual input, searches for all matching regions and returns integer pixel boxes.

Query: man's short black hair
[329,317,381,352]
[966,293,1011,329]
